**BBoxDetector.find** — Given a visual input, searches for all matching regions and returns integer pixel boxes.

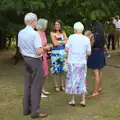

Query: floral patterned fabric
[51,50,66,74]
[66,63,87,94]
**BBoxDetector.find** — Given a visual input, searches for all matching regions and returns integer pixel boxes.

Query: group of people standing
[18,12,118,118]
[105,16,120,51]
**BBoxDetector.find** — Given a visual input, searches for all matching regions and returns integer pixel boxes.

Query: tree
[0,0,120,50]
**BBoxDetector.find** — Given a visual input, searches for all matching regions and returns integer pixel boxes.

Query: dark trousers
[23,56,44,116]
[107,35,115,50]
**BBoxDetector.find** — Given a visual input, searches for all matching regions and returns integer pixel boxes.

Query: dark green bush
[64,26,73,37]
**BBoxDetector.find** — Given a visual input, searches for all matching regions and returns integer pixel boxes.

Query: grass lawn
[0,54,120,120]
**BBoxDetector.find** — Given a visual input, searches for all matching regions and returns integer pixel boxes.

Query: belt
[23,56,43,60]
[92,48,104,50]
[23,56,42,58]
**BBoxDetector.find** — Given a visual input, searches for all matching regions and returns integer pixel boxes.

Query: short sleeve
[65,35,71,48]
[18,32,21,48]
[86,39,91,52]
[34,32,42,49]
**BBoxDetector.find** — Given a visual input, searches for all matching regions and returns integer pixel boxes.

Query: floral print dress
[51,33,66,74]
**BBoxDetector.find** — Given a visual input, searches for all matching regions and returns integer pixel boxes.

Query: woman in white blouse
[65,22,91,106]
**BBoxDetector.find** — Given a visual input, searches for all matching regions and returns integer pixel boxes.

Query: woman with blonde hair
[36,18,50,98]
[65,22,91,106]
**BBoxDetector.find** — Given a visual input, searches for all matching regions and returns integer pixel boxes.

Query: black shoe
[24,111,31,116]
[31,112,48,118]
[112,48,116,50]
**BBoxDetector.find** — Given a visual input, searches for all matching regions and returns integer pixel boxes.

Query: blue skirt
[87,49,106,69]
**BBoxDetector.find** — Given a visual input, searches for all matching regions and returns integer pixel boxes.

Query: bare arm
[90,34,94,47]
[36,47,43,56]
[61,31,68,45]
[86,51,91,56]
[50,32,63,46]
[86,39,92,56]
[65,48,69,53]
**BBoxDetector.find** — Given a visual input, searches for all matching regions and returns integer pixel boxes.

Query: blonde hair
[36,18,48,31]
[84,30,93,38]
[74,22,84,33]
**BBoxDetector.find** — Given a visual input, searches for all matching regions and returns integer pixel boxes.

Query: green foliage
[0,0,120,49]
[64,26,73,36]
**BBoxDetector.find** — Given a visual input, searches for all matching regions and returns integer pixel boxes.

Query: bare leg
[59,73,65,91]
[98,69,102,92]
[88,69,100,98]
[42,77,50,94]
[72,95,75,102]
[69,95,75,106]
[53,74,60,92]
[81,94,86,104]
[93,69,100,94]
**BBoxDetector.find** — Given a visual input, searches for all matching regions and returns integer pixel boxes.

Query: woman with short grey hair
[36,18,50,98]
[65,22,91,106]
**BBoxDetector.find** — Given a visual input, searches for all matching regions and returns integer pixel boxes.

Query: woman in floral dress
[65,22,91,106]
[50,19,67,92]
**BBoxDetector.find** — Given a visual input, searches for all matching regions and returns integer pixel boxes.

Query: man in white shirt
[113,15,120,47]
[18,13,48,118]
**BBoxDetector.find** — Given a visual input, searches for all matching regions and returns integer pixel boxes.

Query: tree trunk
[0,31,6,49]
[13,34,23,65]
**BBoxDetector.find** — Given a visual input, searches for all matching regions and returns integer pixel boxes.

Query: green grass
[0,55,120,120]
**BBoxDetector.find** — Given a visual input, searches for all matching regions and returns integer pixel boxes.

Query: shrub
[63,26,73,36]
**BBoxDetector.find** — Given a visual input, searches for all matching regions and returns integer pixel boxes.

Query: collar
[26,25,34,30]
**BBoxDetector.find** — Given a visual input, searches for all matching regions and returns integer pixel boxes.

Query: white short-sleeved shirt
[65,34,91,64]
[18,26,42,58]
[113,20,120,29]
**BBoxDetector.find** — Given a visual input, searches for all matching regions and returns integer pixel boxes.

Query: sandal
[55,86,60,92]
[98,88,102,92]
[80,102,86,107]
[61,86,65,91]
[88,92,100,99]
[68,101,75,107]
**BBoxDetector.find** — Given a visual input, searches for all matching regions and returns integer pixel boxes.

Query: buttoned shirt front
[18,26,42,58]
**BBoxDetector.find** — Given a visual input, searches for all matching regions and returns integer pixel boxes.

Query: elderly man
[18,13,48,118]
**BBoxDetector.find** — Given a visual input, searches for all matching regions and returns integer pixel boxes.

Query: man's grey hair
[74,22,84,33]
[24,12,37,25]
[36,18,48,31]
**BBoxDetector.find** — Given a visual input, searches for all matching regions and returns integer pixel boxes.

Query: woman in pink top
[36,18,50,98]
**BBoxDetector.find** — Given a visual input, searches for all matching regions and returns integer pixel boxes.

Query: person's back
[67,34,90,64]
[113,19,120,29]
[108,22,116,35]
[65,22,91,106]
[18,26,42,58]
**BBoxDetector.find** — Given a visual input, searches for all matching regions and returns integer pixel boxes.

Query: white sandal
[68,101,75,106]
